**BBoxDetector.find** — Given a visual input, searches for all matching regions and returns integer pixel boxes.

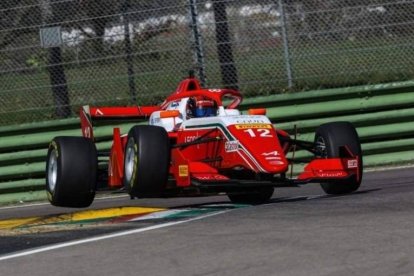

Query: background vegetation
[1,0,414,125]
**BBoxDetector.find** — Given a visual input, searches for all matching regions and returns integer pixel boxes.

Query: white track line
[0,202,50,210]
[0,210,229,261]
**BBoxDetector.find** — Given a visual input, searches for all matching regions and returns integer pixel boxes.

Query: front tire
[124,125,170,198]
[46,137,97,207]
[315,122,363,195]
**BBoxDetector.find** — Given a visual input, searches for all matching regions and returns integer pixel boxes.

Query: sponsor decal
[269,161,285,165]
[179,165,189,177]
[150,117,161,125]
[95,109,104,116]
[194,174,228,181]
[262,151,279,157]
[225,140,239,152]
[208,89,222,93]
[264,157,281,160]
[235,124,272,129]
[347,159,358,169]
[185,136,199,143]
[235,118,268,124]
[83,126,92,138]
[170,101,180,108]
[317,171,347,178]
[261,151,284,165]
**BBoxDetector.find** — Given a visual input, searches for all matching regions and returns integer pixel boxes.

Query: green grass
[1,35,414,125]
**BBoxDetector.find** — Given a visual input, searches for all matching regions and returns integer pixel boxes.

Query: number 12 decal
[244,128,273,138]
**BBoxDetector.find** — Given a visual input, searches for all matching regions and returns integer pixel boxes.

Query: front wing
[171,154,360,192]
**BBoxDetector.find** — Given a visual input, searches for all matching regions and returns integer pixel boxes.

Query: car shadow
[267,188,381,204]
[165,188,382,210]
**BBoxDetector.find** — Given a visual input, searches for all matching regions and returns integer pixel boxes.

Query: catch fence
[1,0,414,125]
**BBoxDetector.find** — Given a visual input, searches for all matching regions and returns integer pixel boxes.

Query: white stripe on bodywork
[183,124,265,172]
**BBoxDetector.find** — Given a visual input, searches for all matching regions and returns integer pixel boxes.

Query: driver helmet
[188,97,217,118]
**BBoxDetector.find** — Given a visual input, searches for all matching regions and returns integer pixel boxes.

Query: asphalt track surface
[0,167,413,275]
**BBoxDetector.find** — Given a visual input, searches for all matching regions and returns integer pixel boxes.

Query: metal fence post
[279,0,293,88]
[40,0,71,118]
[122,0,137,103]
[213,0,238,90]
[189,0,206,86]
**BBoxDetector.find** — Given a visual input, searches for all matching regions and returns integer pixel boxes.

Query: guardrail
[1,80,413,205]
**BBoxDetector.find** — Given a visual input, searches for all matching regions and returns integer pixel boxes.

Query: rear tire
[124,125,170,198]
[227,187,274,204]
[315,122,362,195]
[46,137,97,207]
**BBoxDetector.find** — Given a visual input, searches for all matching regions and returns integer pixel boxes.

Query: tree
[0,0,41,49]
[77,0,121,56]
[386,1,414,36]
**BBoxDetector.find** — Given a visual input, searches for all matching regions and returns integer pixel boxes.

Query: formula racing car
[46,76,363,207]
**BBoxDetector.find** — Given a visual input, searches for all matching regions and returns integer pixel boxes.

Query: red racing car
[46,76,362,207]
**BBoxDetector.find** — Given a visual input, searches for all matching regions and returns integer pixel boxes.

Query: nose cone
[227,124,289,173]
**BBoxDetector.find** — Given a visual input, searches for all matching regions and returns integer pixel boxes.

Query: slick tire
[124,125,170,198]
[315,122,363,195]
[46,137,97,208]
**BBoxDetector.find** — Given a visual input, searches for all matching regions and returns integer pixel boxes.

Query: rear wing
[80,105,160,139]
